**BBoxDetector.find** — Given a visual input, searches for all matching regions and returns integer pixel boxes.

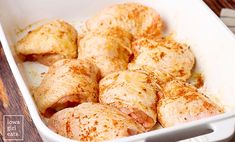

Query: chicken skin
[16,20,78,65]
[34,59,100,117]
[157,80,224,127]
[48,103,145,141]
[78,27,133,77]
[99,70,159,130]
[86,3,162,38]
[128,37,195,85]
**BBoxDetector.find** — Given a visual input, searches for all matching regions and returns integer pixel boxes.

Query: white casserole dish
[1,0,235,141]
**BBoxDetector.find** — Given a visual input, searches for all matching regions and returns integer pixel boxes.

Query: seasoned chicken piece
[34,59,100,117]
[16,20,78,65]
[128,37,195,85]
[160,79,197,99]
[78,27,133,77]
[131,37,184,57]
[157,80,224,127]
[48,103,145,141]
[86,3,162,38]
[99,70,159,130]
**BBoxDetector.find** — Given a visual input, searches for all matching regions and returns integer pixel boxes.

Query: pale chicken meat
[48,103,145,141]
[34,59,100,117]
[128,37,195,85]
[86,3,162,38]
[15,2,226,141]
[78,27,133,77]
[157,80,224,127]
[99,70,159,130]
[16,20,78,65]
[131,37,186,57]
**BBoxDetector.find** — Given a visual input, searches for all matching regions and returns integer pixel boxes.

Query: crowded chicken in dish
[16,2,224,142]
